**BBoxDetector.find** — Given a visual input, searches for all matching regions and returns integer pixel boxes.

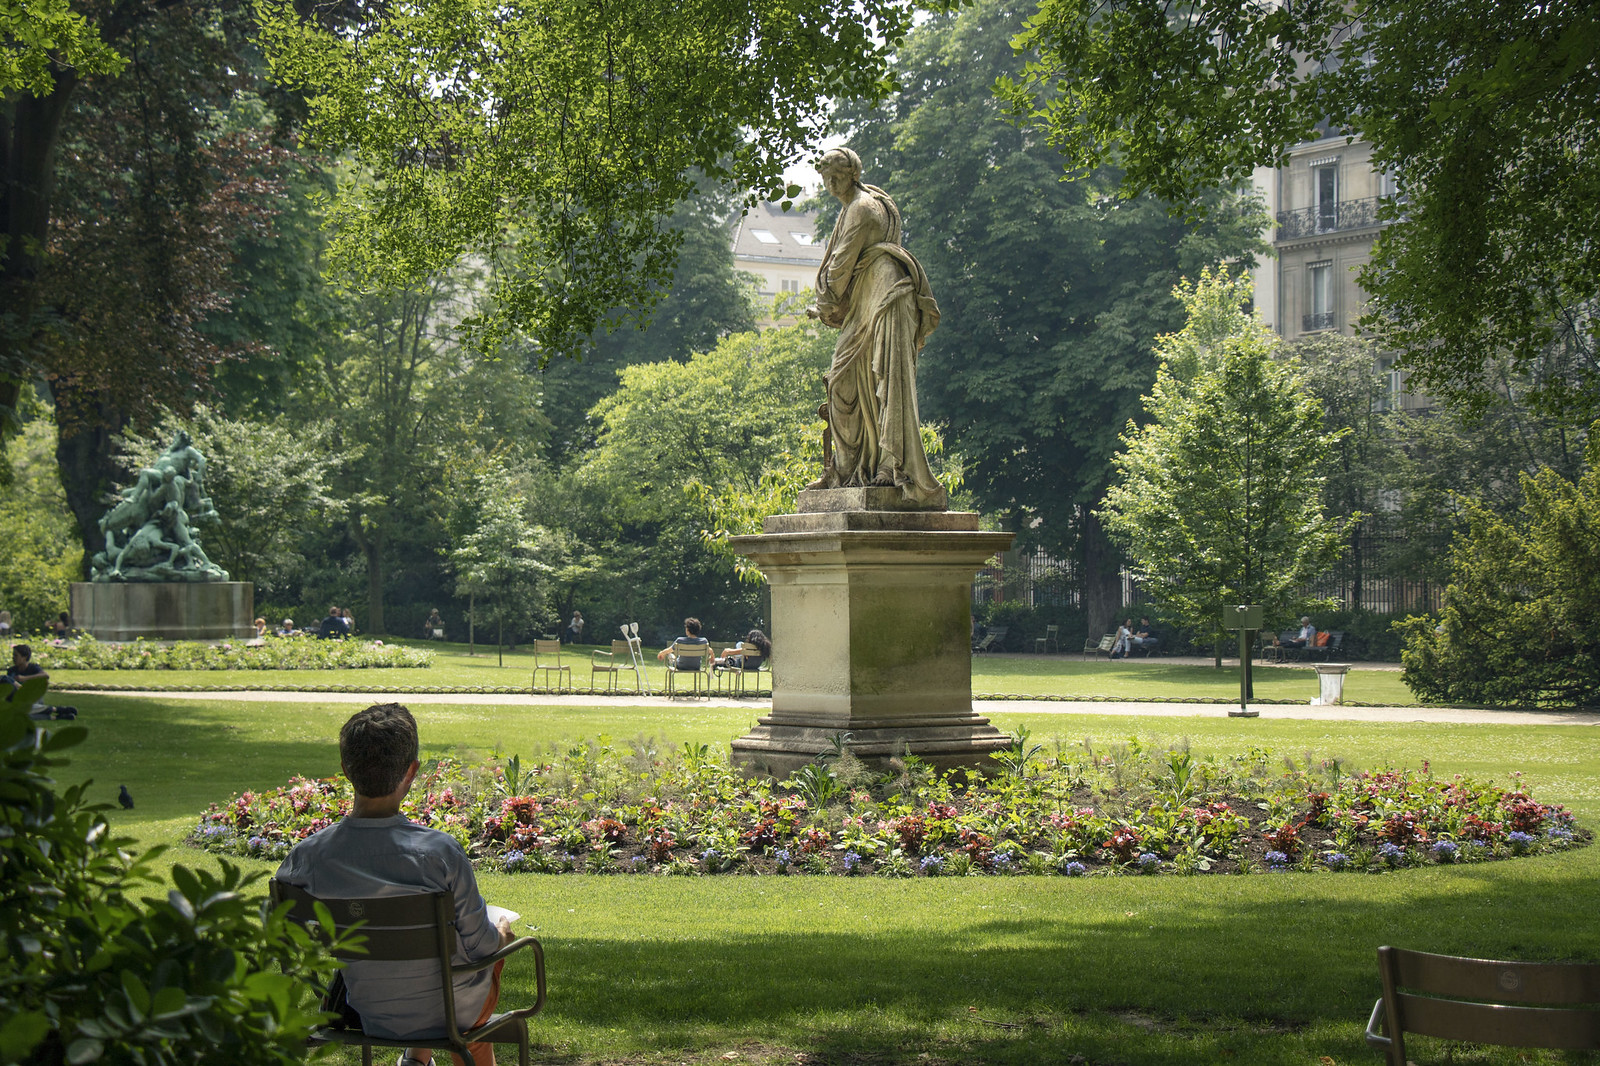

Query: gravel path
[61,688,1600,726]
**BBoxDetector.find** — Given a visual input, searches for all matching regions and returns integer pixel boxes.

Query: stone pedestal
[728,490,1014,777]
[70,581,255,642]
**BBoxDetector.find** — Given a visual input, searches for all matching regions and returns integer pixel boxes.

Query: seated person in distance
[715,629,771,670]
[656,617,711,671]
[1284,616,1316,649]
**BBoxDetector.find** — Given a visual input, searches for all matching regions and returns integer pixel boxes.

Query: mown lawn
[64,693,1600,1065]
[50,638,1424,705]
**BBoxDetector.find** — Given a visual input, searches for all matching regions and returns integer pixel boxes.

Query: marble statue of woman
[806,147,944,507]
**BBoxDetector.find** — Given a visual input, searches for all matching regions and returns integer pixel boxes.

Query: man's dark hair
[684,617,702,636]
[13,644,31,661]
[339,703,418,798]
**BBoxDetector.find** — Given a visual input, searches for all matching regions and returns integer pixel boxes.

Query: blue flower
[247,835,268,852]
[1429,840,1459,862]
[1378,841,1405,865]
[630,855,648,869]
[1137,853,1160,871]
[992,850,1014,869]
[502,849,526,872]
[842,851,861,872]
[701,848,720,864]
[1263,850,1290,870]
[1507,831,1535,853]
[1061,860,1088,877]
[1323,851,1349,871]
[773,848,793,867]
[919,854,943,875]
[1546,826,1573,842]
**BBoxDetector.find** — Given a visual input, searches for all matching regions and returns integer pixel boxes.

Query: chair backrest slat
[272,882,455,961]
[1391,948,1600,1004]
[672,641,709,668]
[1396,993,1600,1049]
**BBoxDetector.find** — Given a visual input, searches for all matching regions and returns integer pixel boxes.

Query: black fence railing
[1276,196,1381,241]
[975,531,1446,616]
[1302,311,1338,332]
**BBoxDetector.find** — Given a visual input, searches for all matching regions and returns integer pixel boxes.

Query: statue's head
[815,147,863,191]
[171,430,193,450]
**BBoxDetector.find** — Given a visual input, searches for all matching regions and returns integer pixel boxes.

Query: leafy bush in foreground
[187,736,1585,877]
[0,703,337,1065]
[35,633,432,671]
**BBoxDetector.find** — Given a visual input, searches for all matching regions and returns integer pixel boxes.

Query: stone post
[728,488,1015,777]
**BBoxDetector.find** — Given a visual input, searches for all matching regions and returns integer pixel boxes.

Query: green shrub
[0,703,338,1065]
[1398,439,1600,707]
[973,602,1085,653]
[34,633,432,671]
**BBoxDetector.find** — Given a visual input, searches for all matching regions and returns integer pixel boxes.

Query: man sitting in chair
[656,616,711,671]
[276,704,512,1066]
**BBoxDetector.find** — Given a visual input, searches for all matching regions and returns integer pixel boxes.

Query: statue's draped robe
[815,185,943,504]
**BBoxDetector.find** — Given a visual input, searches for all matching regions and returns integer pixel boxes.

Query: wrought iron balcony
[1302,311,1338,332]
[1275,196,1381,241]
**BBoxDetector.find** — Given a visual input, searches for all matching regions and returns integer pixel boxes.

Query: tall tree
[256,0,918,362]
[833,0,1265,635]
[1099,270,1354,650]
[999,0,1600,417]
[309,267,541,634]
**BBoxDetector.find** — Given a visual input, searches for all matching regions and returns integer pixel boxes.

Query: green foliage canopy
[999,0,1600,416]
[256,0,914,359]
[1099,270,1355,636]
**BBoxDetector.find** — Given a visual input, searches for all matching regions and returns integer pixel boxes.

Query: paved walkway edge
[59,689,1600,726]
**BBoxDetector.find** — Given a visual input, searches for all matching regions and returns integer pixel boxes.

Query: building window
[750,229,780,244]
[781,279,799,293]
[1304,260,1335,332]
[1314,165,1338,232]
[789,232,815,246]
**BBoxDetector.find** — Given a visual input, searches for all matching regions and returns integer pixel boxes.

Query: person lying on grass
[275,703,513,1066]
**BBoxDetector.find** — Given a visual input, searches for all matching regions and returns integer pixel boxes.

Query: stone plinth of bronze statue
[729,149,1014,776]
[70,432,254,641]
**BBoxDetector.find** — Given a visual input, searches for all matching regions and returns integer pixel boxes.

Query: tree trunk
[1078,508,1121,646]
[2,77,79,442]
[53,390,125,578]
[351,519,387,635]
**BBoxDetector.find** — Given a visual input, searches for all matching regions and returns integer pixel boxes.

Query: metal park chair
[271,881,547,1066]
[1365,945,1600,1065]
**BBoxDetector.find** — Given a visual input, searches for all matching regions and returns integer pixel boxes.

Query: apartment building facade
[1252,136,1427,412]
[730,199,823,324]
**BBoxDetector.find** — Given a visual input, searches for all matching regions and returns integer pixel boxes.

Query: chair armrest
[590,650,616,664]
[454,934,542,974]
[454,936,546,1019]
[1363,998,1390,1048]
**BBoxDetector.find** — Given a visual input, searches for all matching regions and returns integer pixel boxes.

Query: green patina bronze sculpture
[91,431,229,583]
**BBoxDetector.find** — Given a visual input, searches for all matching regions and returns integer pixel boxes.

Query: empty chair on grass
[532,639,571,691]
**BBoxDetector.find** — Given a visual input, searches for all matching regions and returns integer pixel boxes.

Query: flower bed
[36,634,432,670]
[187,737,1587,876]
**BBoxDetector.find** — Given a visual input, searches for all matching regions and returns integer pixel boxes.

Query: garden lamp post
[1223,604,1262,717]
